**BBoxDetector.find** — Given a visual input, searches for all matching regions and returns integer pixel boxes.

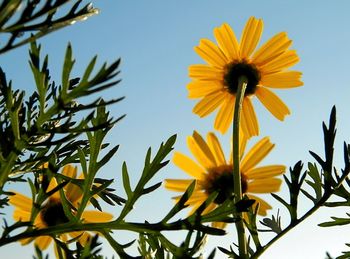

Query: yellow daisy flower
[188,16,303,137]
[165,131,285,227]
[9,165,113,250]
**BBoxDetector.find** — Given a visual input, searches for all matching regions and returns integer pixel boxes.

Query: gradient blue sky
[2,0,350,258]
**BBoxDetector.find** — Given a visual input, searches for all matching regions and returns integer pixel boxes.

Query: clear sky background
[2,0,350,258]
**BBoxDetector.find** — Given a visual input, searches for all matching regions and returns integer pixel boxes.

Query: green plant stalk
[251,168,350,258]
[0,219,224,247]
[233,75,248,258]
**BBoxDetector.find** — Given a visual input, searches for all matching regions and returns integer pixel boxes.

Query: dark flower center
[203,165,248,204]
[224,61,261,96]
[40,198,69,227]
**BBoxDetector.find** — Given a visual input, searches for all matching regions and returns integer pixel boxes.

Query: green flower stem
[252,169,350,259]
[233,75,248,258]
[0,219,224,247]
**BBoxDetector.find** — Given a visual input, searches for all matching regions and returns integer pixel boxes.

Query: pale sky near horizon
[2,0,350,258]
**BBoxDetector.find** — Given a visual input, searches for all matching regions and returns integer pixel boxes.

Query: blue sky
[2,0,350,258]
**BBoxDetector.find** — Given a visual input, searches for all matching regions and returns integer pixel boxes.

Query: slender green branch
[252,170,350,258]
[0,218,224,247]
[233,75,248,258]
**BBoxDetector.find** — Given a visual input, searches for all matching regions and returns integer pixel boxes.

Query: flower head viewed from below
[9,165,113,251]
[188,16,303,138]
[165,131,285,227]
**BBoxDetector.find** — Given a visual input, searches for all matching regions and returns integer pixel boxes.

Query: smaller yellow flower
[9,165,113,250]
[165,131,285,227]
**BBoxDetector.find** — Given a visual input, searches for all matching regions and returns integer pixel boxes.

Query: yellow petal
[203,202,217,215]
[13,209,31,222]
[34,216,47,229]
[174,192,208,205]
[69,231,90,245]
[164,179,197,192]
[82,211,113,223]
[260,71,303,88]
[214,23,240,61]
[252,32,292,65]
[78,232,91,245]
[19,237,33,245]
[9,192,32,212]
[187,80,223,99]
[188,64,223,80]
[240,17,264,58]
[187,132,216,169]
[246,194,272,216]
[260,50,300,74]
[256,87,290,121]
[35,236,52,250]
[46,178,60,200]
[206,133,226,165]
[62,164,77,178]
[193,90,227,117]
[212,221,227,229]
[194,39,228,68]
[245,165,286,179]
[240,137,274,172]
[188,200,207,215]
[173,152,206,180]
[247,178,282,193]
[66,174,84,204]
[214,93,235,134]
[241,97,259,138]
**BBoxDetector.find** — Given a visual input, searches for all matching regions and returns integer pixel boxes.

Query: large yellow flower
[188,16,303,137]
[9,165,113,250]
[165,131,285,226]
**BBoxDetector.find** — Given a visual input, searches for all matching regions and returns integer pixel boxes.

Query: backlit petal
[203,202,217,215]
[245,165,286,179]
[247,178,282,193]
[214,93,235,134]
[252,32,292,65]
[240,137,274,172]
[246,194,272,216]
[256,87,290,121]
[35,236,52,250]
[241,97,259,138]
[173,152,206,180]
[188,131,216,169]
[193,90,227,117]
[189,64,223,80]
[214,23,240,61]
[187,80,223,99]
[194,39,228,68]
[259,50,299,74]
[213,221,227,229]
[260,71,303,88]
[66,174,84,204]
[69,231,90,245]
[207,132,226,165]
[62,164,77,178]
[240,17,264,58]
[82,211,113,223]
[13,209,31,221]
[46,178,60,200]
[9,192,32,212]
[164,179,198,192]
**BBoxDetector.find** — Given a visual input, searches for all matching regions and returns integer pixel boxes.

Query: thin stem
[233,75,248,258]
[252,167,350,258]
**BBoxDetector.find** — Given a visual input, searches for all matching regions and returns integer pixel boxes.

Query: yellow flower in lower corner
[165,131,285,227]
[188,16,303,138]
[9,165,113,250]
